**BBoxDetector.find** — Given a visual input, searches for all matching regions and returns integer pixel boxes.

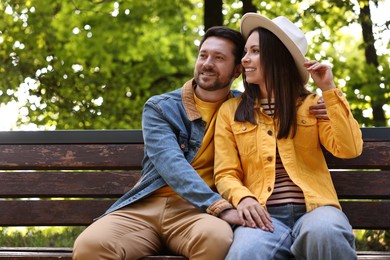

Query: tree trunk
[204,0,223,30]
[242,0,257,14]
[358,0,386,126]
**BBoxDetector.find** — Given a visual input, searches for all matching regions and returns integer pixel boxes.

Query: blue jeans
[226,205,357,260]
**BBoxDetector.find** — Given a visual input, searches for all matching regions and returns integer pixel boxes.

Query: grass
[0,227,388,251]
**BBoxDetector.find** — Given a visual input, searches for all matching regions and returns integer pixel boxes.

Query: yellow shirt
[152,93,225,197]
[214,88,363,212]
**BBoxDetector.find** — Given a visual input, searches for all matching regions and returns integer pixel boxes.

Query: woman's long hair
[235,27,311,139]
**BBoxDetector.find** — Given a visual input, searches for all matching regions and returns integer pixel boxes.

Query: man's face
[194,36,240,92]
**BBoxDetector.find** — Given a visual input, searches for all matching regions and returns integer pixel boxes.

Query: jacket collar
[181,78,235,121]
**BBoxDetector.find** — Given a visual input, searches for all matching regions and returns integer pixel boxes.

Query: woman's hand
[304,60,336,92]
[237,197,274,232]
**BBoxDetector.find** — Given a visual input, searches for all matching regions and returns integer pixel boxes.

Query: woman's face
[242,31,263,86]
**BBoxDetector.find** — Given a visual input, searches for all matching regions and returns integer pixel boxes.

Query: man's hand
[219,208,246,226]
[310,96,329,120]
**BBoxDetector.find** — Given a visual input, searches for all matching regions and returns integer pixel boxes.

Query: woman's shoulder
[220,96,242,111]
[300,93,320,106]
[296,93,320,117]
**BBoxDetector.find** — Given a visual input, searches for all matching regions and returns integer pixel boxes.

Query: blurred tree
[223,0,389,126]
[0,0,200,129]
[358,0,387,126]
[0,0,389,130]
[204,0,222,29]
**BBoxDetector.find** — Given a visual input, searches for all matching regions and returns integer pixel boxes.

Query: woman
[214,13,363,260]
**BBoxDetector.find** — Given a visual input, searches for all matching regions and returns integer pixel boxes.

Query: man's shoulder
[146,88,182,105]
[230,89,242,98]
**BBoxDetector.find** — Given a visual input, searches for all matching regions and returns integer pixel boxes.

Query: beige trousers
[73,197,233,260]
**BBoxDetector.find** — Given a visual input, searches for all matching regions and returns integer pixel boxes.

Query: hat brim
[240,13,309,84]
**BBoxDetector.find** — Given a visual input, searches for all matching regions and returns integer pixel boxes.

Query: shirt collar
[181,78,234,121]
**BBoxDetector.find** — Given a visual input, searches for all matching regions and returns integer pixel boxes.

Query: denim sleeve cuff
[206,198,233,216]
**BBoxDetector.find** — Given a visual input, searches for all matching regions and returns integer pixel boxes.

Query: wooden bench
[0,128,389,259]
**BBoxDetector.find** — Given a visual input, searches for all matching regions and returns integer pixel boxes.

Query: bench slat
[341,201,390,229]
[0,144,144,170]
[0,171,139,198]
[324,141,390,169]
[1,200,389,229]
[331,171,390,199]
[0,248,187,260]
[1,171,388,198]
[0,200,114,226]
[0,248,388,260]
[1,141,388,170]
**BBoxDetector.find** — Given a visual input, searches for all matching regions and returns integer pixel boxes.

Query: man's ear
[234,64,242,78]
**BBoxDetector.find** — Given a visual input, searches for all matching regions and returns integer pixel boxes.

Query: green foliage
[355,230,390,251]
[224,0,389,126]
[0,226,85,247]
[0,0,200,129]
[0,0,389,129]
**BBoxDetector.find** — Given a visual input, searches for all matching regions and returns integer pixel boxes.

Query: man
[73,26,246,260]
[73,26,328,260]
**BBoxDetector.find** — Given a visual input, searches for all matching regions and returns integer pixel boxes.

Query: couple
[73,13,362,260]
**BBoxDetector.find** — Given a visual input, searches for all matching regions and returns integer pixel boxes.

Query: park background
[0,0,389,251]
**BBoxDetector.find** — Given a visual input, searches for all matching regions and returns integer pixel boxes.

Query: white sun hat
[240,13,309,84]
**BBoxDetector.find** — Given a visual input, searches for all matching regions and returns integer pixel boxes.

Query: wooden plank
[0,200,115,226]
[360,127,390,141]
[0,171,139,198]
[341,201,390,229]
[0,248,188,260]
[324,141,390,169]
[4,170,389,199]
[0,127,386,144]
[1,200,389,229]
[0,248,388,260]
[0,130,144,144]
[0,144,144,170]
[355,252,390,260]
[331,171,390,199]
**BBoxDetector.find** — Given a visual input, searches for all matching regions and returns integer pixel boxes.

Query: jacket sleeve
[142,99,230,213]
[318,88,363,158]
[214,102,256,207]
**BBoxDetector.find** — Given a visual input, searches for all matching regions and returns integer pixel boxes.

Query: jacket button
[267,130,272,136]
[267,156,273,162]
[242,126,247,131]
[338,91,343,96]
[267,186,272,192]
[301,120,306,124]
[180,143,185,149]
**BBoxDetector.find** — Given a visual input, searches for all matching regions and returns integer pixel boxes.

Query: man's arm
[310,96,329,120]
[142,100,226,213]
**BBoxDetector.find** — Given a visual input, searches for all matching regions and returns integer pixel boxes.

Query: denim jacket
[103,79,240,217]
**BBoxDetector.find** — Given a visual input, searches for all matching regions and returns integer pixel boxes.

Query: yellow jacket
[214,88,363,212]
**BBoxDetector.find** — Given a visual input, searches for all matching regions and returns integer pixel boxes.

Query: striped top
[260,99,305,206]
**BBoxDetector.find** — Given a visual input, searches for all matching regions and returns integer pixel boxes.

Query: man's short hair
[199,26,245,66]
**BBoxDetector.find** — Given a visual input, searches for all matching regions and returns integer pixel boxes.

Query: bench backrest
[0,128,389,229]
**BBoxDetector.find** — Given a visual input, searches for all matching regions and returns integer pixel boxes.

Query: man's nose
[203,57,214,67]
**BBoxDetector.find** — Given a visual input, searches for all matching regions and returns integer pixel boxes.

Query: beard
[194,69,234,92]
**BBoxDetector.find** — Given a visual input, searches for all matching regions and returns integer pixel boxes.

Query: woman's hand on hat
[304,60,336,92]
